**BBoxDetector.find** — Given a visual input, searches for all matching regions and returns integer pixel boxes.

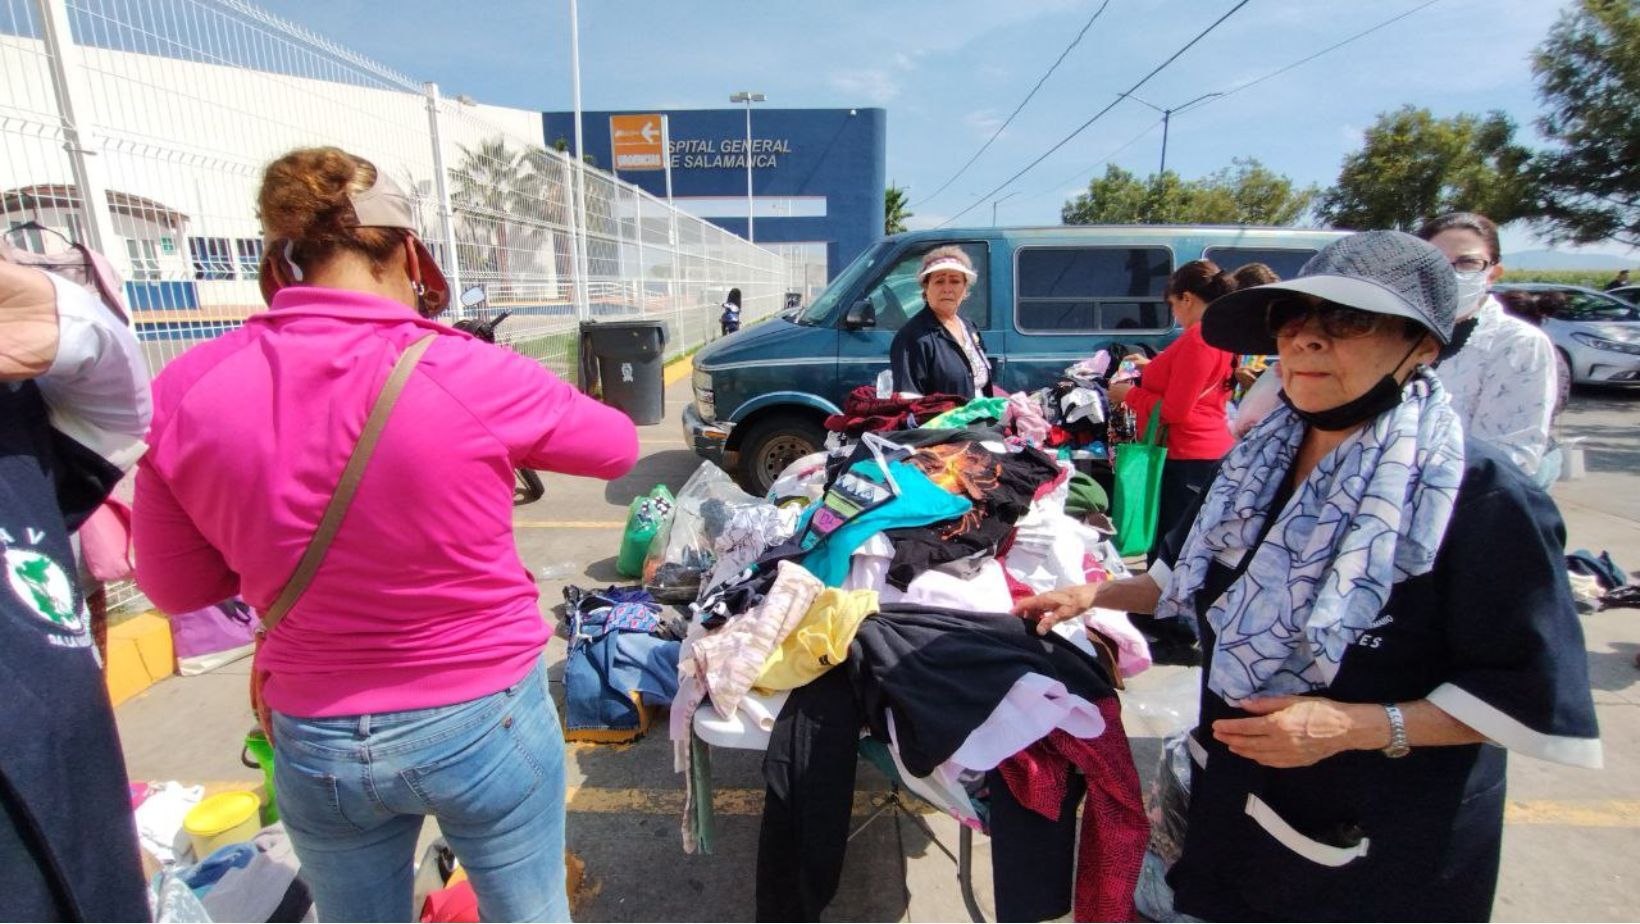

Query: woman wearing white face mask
[1417,212,1560,482]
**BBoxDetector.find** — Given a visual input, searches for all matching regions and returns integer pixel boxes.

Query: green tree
[1529,0,1640,247]
[1316,106,1533,231]
[1061,159,1314,225]
[452,137,527,278]
[884,184,912,234]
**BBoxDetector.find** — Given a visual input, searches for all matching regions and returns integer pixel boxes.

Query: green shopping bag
[1111,403,1167,557]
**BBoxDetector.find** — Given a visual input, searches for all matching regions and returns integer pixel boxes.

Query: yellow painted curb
[663,354,694,387]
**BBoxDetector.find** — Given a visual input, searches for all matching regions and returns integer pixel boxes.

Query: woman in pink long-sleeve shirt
[134,148,636,922]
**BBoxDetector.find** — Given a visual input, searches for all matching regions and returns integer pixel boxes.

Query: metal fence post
[35,0,119,256]
[422,81,465,319]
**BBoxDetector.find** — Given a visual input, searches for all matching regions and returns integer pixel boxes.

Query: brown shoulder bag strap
[258,334,435,636]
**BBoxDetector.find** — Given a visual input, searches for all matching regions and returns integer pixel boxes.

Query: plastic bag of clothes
[617,485,675,578]
[1146,732,1194,868]
[643,463,762,603]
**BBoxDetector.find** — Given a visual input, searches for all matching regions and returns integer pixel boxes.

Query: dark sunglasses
[1265,299,1386,340]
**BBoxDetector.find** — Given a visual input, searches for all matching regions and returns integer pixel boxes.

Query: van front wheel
[737,415,826,496]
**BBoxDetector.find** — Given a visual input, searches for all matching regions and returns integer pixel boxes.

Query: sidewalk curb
[663,354,694,387]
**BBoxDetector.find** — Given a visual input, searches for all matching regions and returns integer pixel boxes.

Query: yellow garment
[754,589,879,692]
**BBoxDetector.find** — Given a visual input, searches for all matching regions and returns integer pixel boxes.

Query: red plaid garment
[997,698,1149,922]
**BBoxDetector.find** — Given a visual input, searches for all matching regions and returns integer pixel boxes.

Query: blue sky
[257,0,1623,256]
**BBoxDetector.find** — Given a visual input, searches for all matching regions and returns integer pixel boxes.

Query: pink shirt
[134,287,638,717]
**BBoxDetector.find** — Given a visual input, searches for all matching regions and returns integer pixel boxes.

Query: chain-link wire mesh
[1,0,798,615]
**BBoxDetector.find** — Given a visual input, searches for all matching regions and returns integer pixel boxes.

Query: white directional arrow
[640,120,658,144]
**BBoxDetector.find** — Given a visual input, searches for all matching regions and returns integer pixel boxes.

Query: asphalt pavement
[114,373,1640,922]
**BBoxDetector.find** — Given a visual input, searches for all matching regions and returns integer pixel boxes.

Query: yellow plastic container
[183,791,262,859]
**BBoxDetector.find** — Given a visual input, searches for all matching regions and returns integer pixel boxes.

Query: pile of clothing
[669,425,1152,921]
[1567,548,1639,612]
[562,586,683,743]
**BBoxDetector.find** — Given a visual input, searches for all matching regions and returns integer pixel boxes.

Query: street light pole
[729,91,765,242]
[568,0,591,320]
[1118,91,1223,176]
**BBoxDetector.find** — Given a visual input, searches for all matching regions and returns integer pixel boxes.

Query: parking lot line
[513,521,625,529]
[558,786,1640,827]
[564,785,925,818]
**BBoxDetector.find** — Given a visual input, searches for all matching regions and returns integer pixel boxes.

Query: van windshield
[796,241,891,326]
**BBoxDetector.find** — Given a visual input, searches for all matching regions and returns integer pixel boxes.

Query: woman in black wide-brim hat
[1016,230,1601,922]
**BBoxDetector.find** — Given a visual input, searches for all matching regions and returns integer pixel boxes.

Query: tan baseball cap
[346,173,449,313]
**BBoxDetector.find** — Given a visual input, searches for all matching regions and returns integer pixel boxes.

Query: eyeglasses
[1266,299,1385,340]
[1450,256,1493,274]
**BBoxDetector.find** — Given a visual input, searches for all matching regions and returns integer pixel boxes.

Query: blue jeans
[272,659,570,922]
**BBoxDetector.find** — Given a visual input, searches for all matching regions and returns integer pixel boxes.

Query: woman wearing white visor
[889,245,992,397]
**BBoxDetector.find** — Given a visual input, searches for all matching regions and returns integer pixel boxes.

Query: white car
[1494,284,1640,387]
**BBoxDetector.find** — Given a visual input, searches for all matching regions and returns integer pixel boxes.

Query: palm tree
[452,138,527,279]
[885,184,912,235]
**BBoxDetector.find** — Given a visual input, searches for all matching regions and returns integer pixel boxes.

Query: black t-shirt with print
[0,382,147,921]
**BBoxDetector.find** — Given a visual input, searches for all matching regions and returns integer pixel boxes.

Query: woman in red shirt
[1108,260,1237,649]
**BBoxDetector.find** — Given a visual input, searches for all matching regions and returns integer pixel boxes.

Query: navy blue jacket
[888,309,990,398]
[0,382,148,921]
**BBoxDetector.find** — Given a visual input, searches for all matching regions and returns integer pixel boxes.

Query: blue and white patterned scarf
[1155,369,1465,703]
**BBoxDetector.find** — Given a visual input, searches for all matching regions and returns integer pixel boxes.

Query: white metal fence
[1,0,798,614]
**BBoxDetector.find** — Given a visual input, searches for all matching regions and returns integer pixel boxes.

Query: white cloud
[892,50,926,72]
[1338,123,1364,149]
[963,108,1006,138]
[829,69,901,105]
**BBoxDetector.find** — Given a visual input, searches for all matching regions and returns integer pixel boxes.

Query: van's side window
[853,242,989,332]
[1015,246,1172,332]
[1202,246,1317,280]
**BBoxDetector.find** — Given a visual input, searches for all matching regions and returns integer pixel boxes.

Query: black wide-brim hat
[1201,230,1458,355]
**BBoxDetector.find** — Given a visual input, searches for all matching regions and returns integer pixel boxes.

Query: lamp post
[1117,91,1223,175]
[992,190,1020,226]
[568,0,591,320]
[729,91,765,242]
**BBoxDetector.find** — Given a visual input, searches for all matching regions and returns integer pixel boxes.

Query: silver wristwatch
[1381,703,1411,758]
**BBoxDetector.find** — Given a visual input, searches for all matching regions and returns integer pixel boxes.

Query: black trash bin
[578,319,669,425]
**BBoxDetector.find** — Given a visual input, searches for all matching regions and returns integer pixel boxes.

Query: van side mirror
[844,299,876,330]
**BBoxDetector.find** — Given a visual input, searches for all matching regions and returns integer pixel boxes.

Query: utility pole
[1118,91,1223,175]
[992,191,1020,226]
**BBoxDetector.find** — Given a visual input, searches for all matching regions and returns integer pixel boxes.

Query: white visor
[918,257,977,281]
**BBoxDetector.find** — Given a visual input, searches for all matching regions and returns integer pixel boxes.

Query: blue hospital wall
[541,108,887,280]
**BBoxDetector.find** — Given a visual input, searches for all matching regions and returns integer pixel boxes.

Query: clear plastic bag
[1146,732,1194,868]
[1125,669,1199,738]
[643,463,763,603]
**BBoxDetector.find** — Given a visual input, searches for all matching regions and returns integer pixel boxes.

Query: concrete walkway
[115,376,1640,921]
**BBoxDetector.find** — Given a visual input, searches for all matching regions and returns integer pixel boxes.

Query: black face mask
[1280,340,1423,431]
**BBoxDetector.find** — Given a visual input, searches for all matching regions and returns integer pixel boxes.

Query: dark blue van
[685,225,1344,491]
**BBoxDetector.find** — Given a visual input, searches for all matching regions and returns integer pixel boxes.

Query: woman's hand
[1107,381,1133,405]
[1234,366,1260,390]
[1211,696,1388,768]
[1012,584,1101,636]
[1123,352,1152,368]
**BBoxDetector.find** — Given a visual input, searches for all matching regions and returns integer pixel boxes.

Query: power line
[1197,0,1444,107]
[911,0,1113,208]
[938,0,1252,227]
[1018,117,1166,203]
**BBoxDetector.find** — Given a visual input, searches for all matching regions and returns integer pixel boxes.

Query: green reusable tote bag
[1111,403,1167,557]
